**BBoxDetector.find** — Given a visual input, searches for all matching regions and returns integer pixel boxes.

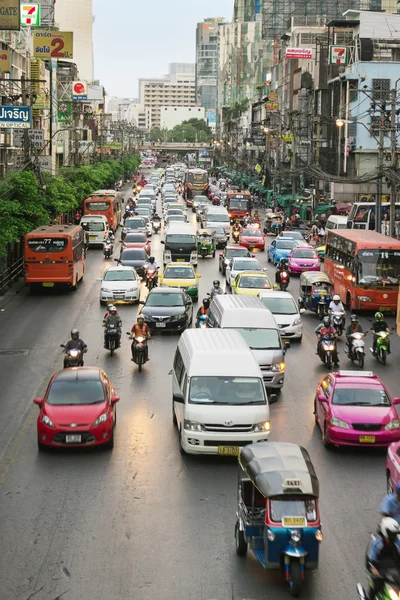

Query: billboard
[0,106,32,128]
[72,81,87,100]
[285,48,313,60]
[33,30,73,59]
[0,0,20,30]
[0,51,11,73]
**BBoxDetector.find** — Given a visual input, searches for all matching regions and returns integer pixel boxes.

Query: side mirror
[263,267,268,271]
[196,273,201,278]
[160,240,165,244]
[318,394,327,403]
[269,393,278,404]
[252,254,256,258]
[284,341,291,350]
[273,284,278,289]
[219,253,223,257]
[60,343,65,348]
[139,300,145,305]
[111,395,120,404]
[393,398,400,405]
[114,258,119,262]
[33,397,43,407]
[231,282,236,288]
[173,392,185,404]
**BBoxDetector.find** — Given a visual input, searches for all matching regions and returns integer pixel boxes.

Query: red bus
[25,224,85,290]
[324,229,400,311]
[227,188,251,223]
[83,190,122,231]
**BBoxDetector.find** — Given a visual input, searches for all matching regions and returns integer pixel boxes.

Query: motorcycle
[103,240,113,259]
[345,332,366,368]
[232,228,240,244]
[105,323,120,356]
[128,333,148,372]
[196,314,208,329]
[357,567,400,600]
[145,267,159,290]
[371,331,391,365]
[279,270,289,292]
[318,334,338,369]
[152,219,161,234]
[330,311,345,337]
[61,344,86,368]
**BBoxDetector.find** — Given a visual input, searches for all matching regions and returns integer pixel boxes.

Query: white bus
[80,215,108,246]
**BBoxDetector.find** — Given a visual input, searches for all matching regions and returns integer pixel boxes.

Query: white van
[207,295,289,391]
[172,329,270,455]
[326,215,348,230]
[203,206,230,236]
[162,222,197,266]
[80,215,108,246]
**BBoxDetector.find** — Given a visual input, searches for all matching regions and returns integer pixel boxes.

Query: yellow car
[158,263,201,301]
[231,271,273,296]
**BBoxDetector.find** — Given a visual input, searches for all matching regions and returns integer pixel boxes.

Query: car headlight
[292,316,302,326]
[254,421,270,432]
[271,362,285,372]
[291,530,302,543]
[385,420,400,431]
[41,414,55,427]
[315,530,323,541]
[101,287,111,293]
[330,417,349,429]
[357,295,372,302]
[93,412,108,427]
[184,419,202,432]
[171,314,184,322]
[126,287,137,292]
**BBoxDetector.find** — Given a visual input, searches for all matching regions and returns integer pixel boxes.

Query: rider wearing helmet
[210,279,223,299]
[103,306,122,349]
[131,315,151,361]
[328,294,345,314]
[63,329,87,368]
[371,312,391,355]
[345,314,364,355]
[103,304,119,319]
[196,297,210,327]
[144,255,158,284]
[315,316,339,366]
[364,516,400,600]
[275,257,289,284]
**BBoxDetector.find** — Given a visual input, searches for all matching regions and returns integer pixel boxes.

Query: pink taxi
[288,246,320,273]
[314,371,400,449]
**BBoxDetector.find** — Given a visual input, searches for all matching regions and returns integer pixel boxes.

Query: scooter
[61,344,86,368]
[318,334,338,369]
[145,267,159,291]
[127,333,148,372]
[232,228,240,244]
[370,331,391,365]
[345,332,366,368]
[104,324,120,356]
[153,219,161,234]
[196,314,207,329]
[103,240,113,259]
[330,311,345,337]
[279,270,289,292]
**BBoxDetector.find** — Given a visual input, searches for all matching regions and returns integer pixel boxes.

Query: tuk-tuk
[196,229,216,259]
[298,271,333,319]
[264,212,279,234]
[235,442,322,597]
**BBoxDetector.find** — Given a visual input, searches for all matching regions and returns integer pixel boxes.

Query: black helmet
[149,256,155,264]
[203,298,210,308]
[213,279,220,287]
[323,316,330,328]
[71,328,79,340]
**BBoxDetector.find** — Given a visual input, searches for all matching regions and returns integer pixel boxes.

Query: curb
[0,278,25,311]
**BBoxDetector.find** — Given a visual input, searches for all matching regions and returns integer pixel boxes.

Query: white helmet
[333,295,341,302]
[380,517,400,541]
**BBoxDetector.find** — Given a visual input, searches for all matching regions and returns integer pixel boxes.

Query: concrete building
[195,19,223,112]
[54,0,94,83]
[160,106,206,130]
[139,64,196,129]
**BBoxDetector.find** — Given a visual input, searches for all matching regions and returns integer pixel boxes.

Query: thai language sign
[32,30,73,59]
[285,48,313,60]
[0,106,32,128]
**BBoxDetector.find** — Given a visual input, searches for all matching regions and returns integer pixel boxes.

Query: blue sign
[255,0,261,13]
[0,106,32,129]
[207,110,216,125]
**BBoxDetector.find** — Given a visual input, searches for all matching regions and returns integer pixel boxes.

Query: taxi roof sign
[337,370,375,378]
[283,478,302,488]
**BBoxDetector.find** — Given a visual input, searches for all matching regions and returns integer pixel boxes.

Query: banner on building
[21,4,40,26]
[0,0,20,30]
[285,48,313,60]
[72,81,87,100]
[57,101,72,123]
[329,46,348,65]
[0,106,32,128]
[33,30,73,59]
[0,51,11,73]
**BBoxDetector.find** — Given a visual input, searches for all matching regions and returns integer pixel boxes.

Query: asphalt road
[0,185,399,600]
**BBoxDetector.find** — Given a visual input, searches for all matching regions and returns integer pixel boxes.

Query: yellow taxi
[158,263,201,301]
[231,270,273,296]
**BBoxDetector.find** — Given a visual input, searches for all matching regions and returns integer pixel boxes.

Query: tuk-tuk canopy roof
[198,229,212,236]
[299,271,333,286]
[239,442,319,498]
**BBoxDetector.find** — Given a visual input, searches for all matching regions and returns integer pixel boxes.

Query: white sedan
[225,257,263,289]
[100,266,140,305]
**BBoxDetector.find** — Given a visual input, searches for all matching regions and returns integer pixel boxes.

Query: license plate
[282,517,307,527]
[359,435,375,443]
[176,258,185,262]
[217,446,239,456]
[114,295,124,299]
[65,435,81,443]
[89,235,97,240]
[156,322,166,328]
[42,282,54,287]
[379,307,390,312]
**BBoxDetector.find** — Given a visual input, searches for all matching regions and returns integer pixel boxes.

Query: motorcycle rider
[345,314,364,356]
[315,316,339,367]
[131,315,151,362]
[103,304,119,319]
[329,294,345,315]
[380,481,400,523]
[371,312,391,356]
[243,212,251,226]
[103,306,122,349]
[364,517,400,600]
[196,298,210,327]
[63,329,87,368]
[210,279,223,299]
[275,257,289,285]
[143,256,158,285]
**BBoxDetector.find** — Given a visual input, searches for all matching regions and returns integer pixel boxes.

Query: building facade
[160,106,206,130]
[196,19,223,113]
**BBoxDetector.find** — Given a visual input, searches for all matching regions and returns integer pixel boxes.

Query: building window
[372,78,390,101]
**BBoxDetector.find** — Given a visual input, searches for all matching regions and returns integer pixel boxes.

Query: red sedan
[34,367,120,451]
[121,232,151,255]
[239,226,265,251]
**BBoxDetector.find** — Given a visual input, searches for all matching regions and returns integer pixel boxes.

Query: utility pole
[376,104,385,234]
[290,113,297,198]
[390,87,397,238]
[21,75,30,166]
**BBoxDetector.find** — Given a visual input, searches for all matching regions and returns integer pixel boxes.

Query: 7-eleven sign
[21,4,41,27]
[329,46,348,65]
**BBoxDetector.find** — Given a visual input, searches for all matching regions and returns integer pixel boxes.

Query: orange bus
[227,188,251,223]
[83,190,122,231]
[324,229,400,311]
[25,224,85,290]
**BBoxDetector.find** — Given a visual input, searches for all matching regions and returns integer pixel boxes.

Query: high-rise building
[54,0,94,82]
[195,18,224,113]
[138,64,196,129]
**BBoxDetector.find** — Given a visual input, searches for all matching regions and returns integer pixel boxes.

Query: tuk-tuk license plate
[89,235,97,240]
[42,282,54,287]
[176,258,185,262]
[66,435,81,443]
[359,435,375,443]
[218,446,239,456]
[379,307,390,312]
[282,517,307,527]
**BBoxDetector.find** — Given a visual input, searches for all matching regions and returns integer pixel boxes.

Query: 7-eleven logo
[21,4,41,27]
[329,46,348,65]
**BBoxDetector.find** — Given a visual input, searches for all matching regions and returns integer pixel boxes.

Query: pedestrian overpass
[141,142,214,152]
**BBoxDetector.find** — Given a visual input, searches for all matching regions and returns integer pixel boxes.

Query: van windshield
[166,235,196,244]
[231,328,281,350]
[189,376,266,405]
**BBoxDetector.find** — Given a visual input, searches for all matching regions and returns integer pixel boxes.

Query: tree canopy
[149,118,212,143]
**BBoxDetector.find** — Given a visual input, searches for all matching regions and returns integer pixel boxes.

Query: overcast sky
[93,0,233,98]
